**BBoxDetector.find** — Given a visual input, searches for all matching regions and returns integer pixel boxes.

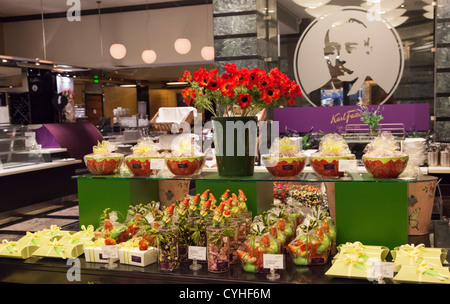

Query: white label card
[263,254,284,270]
[370,261,394,279]
[338,160,357,173]
[101,245,119,258]
[150,158,165,170]
[188,246,207,261]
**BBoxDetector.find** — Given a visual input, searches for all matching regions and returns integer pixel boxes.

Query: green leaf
[353,263,367,271]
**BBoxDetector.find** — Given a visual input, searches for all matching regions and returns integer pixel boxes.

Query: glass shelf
[73,169,432,183]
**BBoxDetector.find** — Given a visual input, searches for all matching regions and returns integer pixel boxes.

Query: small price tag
[101,245,119,259]
[370,261,394,279]
[263,254,284,270]
[338,159,357,173]
[150,158,165,170]
[188,246,207,261]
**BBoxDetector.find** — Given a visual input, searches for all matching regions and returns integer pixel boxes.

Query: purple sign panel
[274,104,430,133]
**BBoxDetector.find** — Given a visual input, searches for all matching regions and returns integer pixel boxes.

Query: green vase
[212,116,258,177]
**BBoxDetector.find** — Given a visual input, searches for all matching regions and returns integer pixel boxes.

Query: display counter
[0,220,447,285]
[74,169,436,249]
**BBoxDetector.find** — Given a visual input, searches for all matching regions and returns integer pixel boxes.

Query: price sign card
[188,246,207,261]
[101,245,119,259]
[370,261,394,279]
[263,254,284,270]
[150,158,165,170]
[338,159,357,173]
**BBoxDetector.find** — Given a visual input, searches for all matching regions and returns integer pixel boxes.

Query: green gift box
[39,225,75,238]
[59,232,94,247]
[393,262,450,284]
[16,232,58,247]
[32,240,83,259]
[391,244,448,272]
[0,240,39,259]
[334,242,389,262]
[325,258,377,280]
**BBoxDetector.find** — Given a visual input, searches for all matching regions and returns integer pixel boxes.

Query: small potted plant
[357,105,384,136]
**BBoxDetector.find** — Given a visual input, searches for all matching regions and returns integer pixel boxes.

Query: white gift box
[83,246,119,263]
[119,247,157,267]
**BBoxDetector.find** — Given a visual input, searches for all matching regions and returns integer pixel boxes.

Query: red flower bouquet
[179,63,302,116]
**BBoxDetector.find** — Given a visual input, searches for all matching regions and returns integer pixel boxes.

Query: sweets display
[287,205,336,266]
[166,135,205,176]
[362,133,409,178]
[84,140,124,175]
[310,133,355,177]
[262,137,307,177]
[124,138,163,176]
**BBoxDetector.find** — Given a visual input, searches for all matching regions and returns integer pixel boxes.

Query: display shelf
[0,220,447,285]
[73,169,425,183]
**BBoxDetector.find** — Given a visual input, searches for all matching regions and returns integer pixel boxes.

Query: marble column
[436,0,450,142]
[212,0,278,74]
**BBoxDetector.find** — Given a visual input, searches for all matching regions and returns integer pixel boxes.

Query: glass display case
[0,124,45,170]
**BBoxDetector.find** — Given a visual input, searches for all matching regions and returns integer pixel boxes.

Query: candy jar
[157,224,180,271]
[206,203,233,273]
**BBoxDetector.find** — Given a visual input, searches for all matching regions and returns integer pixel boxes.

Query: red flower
[220,78,236,97]
[181,87,196,105]
[206,77,220,91]
[225,63,238,74]
[179,70,192,82]
[237,93,251,109]
[261,86,280,104]
[290,83,302,97]
[193,68,217,87]
[257,74,272,91]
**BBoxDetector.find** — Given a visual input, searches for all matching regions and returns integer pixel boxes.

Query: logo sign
[293,7,404,107]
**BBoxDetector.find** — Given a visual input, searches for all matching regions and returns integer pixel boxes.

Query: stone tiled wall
[212,0,278,74]
[436,0,450,142]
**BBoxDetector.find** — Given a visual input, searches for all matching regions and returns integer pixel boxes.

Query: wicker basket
[149,109,194,133]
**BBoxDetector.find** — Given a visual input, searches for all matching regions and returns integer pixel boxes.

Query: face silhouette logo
[294,7,404,106]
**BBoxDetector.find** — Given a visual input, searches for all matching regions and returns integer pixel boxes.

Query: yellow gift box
[0,240,39,259]
[78,225,96,243]
[118,239,157,267]
[32,239,83,259]
[333,241,389,262]
[59,232,94,247]
[16,231,57,247]
[391,244,448,272]
[393,259,450,284]
[39,225,75,238]
[326,241,390,281]
[83,238,119,263]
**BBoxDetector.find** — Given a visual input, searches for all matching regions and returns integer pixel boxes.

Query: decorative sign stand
[188,246,207,271]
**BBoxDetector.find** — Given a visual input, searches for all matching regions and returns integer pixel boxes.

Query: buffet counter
[0,220,447,285]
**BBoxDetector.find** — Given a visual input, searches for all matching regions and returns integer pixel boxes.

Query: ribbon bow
[416,259,449,281]
[341,241,366,256]
[321,137,347,154]
[119,238,140,250]
[93,140,116,154]
[81,225,95,234]
[48,240,66,259]
[2,240,18,253]
[398,243,425,263]
[131,140,154,155]
[26,231,44,238]
[276,137,298,156]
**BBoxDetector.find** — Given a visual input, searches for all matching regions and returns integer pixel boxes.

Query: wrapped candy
[310,133,355,177]
[262,137,307,177]
[206,203,234,273]
[84,140,124,175]
[94,208,127,244]
[237,232,281,273]
[362,133,409,178]
[166,135,205,176]
[288,184,323,208]
[156,204,180,271]
[125,138,163,176]
[289,205,335,265]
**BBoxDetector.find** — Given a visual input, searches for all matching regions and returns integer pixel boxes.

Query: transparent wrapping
[124,138,163,176]
[84,141,124,175]
[166,135,205,176]
[262,137,307,177]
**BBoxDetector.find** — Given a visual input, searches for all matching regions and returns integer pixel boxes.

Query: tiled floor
[0,197,80,243]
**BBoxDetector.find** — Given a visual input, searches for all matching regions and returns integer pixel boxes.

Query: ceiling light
[142,49,157,64]
[201,46,215,61]
[110,43,127,60]
[292,0,331,8]
[167,81,188,86]
[305,5,342,18]
[174,38,191,55]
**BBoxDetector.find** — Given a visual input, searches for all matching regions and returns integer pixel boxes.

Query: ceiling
[0,0,434,86]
